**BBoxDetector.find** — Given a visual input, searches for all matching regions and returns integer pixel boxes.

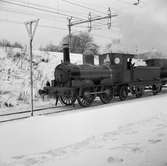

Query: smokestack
[63,43,70,63]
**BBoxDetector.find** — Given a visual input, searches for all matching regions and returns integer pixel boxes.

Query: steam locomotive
[39,44,167,107]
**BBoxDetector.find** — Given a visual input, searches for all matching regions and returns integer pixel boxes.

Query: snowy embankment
[0,94,167,166]
[0,48,82,108]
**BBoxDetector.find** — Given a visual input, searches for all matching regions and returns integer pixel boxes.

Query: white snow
[0,94,167,166]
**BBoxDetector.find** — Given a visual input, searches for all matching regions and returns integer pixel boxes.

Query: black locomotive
[39,44,167,107]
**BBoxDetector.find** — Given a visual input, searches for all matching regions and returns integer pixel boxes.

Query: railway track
[0,89,167,123]
[0,105,75,123]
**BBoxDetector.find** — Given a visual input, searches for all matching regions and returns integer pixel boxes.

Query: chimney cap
[63,43,69,48]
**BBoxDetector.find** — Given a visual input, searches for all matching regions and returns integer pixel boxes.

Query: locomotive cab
[102,53,134,83]
[101,53,160,83]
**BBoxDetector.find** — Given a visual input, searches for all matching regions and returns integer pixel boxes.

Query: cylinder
[63,43,70,63]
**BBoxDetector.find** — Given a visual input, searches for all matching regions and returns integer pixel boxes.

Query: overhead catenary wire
[39,24,67,31]
[0,0,122,42]
[0,0,118,31]
[0,7,103,28]
[0,18,119,46]
[2,0,131,26]
[62,0,118,30]
[0,6,115,29]
[0,17,116,34]
[8,0,91,19]
[0,16,118,32]
[0,0,87,21]
[13,0,118,17]
[21,0,91,19]
[0,18,120,53]
[0,18,67,31]
[0,0,139,25]
[61,0,116,15]
[1,0,109,28]
[0,7,67,23]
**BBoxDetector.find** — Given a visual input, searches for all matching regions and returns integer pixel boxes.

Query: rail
[0,105,74,123]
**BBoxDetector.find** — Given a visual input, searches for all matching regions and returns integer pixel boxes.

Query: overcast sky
[0,0,167,53]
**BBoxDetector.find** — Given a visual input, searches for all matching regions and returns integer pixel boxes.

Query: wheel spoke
[60,96,76,105]
[99,87,113,104]
[77,88,95,107]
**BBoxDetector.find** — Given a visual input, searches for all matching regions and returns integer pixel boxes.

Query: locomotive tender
[39,44,167,107]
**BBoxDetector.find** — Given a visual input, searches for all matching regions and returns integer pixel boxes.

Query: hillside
[0,47,82,108]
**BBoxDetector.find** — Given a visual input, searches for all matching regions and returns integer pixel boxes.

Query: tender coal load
[145,59,167,78]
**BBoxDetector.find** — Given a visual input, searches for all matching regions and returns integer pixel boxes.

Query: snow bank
[0,94,167,166]
[0,49,83,108]
[0,48,7,59]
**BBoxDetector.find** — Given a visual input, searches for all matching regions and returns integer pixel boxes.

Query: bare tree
[62,32,99,54]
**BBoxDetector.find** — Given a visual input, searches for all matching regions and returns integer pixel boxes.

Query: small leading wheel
[119,85,128,101]
[152,84,161,95]
[77,88,95,107]
[99,87,113,104]
[60,96,76,106]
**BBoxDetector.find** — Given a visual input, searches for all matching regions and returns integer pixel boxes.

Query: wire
[0,0,119,36]
[0,18,119,44]
[39,25,67,31]
[0,6,115,32]
[11,0,90,19]
[62,0,113,15]
[21,0,89,19]
[0,0,85,20]
[0,18,67,31]
[0,7,67,23]
[0,0,119,32]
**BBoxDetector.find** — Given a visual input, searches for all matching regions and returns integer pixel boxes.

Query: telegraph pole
[25,19,39,116]
[67,8,117,46]
[88,12,92,32]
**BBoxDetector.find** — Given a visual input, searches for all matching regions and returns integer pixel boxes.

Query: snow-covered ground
[0,93,167,166]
